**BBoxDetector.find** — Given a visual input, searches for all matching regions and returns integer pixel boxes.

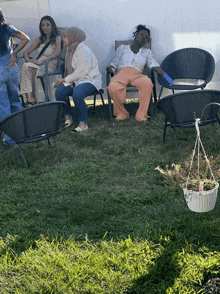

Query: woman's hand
[33,59,45,65]
[106,66,115,73]
[25,57,35,63]
[26,59,44,65]
[163,73,173,86]
[7,52,17,69]
[54,78,65,88]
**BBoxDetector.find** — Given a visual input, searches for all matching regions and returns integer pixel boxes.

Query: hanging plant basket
[155,113,220,213]
[182,118,219,212]
[183,181,219,212]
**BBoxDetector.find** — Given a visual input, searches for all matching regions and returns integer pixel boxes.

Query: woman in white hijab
[55,27,102,132]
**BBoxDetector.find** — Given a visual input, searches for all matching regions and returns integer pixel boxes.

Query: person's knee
[72,89,81,102]
[55,86,65,101]
[72,87,88,102]
[139,78,153,90]
[107,82,121,95]
[144,77,153,86]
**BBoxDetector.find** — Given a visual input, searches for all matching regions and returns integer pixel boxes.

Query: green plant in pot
[155,155,220,192]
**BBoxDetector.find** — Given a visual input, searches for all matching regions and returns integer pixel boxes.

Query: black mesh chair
[0,102,66,169]
[157,48,215,99]
[106,39,157,120]
[156,90,220,154]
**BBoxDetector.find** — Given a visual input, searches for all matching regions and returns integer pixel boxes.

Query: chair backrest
[159,47,215,82]
[115,39,151,75]
[56,27,67,75]
[157,90,220,125]
[0,102,65,143]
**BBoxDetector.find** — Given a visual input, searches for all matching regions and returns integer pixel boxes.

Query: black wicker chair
[0,102,66,169]
[156,90,220,154]
[157,48,215,99]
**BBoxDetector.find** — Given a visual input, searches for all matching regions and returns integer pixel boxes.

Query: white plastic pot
[183,181,219,212]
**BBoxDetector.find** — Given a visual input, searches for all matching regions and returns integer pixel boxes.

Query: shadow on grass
[125,241,182,293]
[124,212,220,293]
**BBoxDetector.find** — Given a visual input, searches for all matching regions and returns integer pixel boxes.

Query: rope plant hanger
[185,118,216,192]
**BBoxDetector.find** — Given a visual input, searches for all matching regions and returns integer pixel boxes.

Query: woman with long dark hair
[0,8,29,146]
[19,15,61,106]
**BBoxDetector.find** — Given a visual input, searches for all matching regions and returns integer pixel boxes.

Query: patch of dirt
[196,278,220,293]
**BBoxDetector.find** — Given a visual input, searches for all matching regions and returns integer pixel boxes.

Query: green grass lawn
[0,101,220,293]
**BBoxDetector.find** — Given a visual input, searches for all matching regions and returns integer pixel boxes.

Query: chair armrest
[44,57,65,77]
[106,71,115,87]
[42,57,65,102]
[147,68,154,79]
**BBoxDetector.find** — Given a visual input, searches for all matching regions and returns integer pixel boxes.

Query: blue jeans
[0,64,21,145]
[55,83,97,123]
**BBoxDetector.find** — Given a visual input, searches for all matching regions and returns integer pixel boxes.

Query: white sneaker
[71,125,88,133]
[64,117,73,128]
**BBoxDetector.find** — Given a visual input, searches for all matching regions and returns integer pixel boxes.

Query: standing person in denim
[54,27,102,132]
[0,8,29,146]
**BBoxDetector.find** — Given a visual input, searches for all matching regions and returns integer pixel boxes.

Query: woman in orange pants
[107,24,173,122]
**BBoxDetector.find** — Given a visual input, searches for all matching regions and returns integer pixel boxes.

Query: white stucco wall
[48,0,220,93]
[1,0,220,96]
[0,0,50,41]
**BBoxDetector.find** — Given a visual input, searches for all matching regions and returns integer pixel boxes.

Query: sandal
[64,117,73,128]
[25,102,33,107]
[19,94,26,108]
[71,125,88,133]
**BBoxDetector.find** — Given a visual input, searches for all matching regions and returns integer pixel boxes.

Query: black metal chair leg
[18,145,29,169]
[92,90,111,121]
[100,92,110,121]
[107,92,113,121]
[93,94,96,113]
[158,87,163,100]
[163,117,168,143]
[150,69,157,104]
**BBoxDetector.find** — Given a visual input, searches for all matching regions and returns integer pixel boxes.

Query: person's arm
[7,30,30,69]
[152,66,164,76]
[23,37,41,62]
[153,66,173,86]
[106,45,123,73]
[34,35,62,66]
[54,45,92,87]
[146,50,173,86]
